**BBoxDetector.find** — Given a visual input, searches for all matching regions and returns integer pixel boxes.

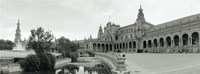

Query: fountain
[12,40,26,51]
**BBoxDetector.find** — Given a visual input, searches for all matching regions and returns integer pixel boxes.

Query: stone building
[14,20,27,46]
[76,6,200,53]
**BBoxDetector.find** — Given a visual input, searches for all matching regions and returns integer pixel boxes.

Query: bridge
[54,49,131,74]
[77,49,131,74]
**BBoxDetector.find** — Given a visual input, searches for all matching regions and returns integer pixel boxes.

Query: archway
[97,43,100,52]
[117,44,119,49]
[148,40,152,48]
[93,43,96,52]
[101,44,105,52]
[159,38,164,47]
[174,35,179,46]
[126,42,128,49]
[182,34,188,45]
[114,44,116,49]
[133,41,136,48]
[143,41,146,48]
[166,37,171,46]
[129,42,132,49]
[105,44,109,52]
[120,43,122,49]
[109,44,112,51]
[123,43,125,49]
[192,32,199,45]
[153,39,157,47]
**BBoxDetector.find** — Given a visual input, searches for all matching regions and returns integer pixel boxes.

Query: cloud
[0,0,200,41]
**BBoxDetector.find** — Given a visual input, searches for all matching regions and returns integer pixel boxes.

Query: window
[115,36,118,40]
[121,36,123,40]
[130,34,133,38]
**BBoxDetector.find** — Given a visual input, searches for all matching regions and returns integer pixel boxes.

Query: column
[189,38,192,45]
[180,38,182,46]
[108,44,110,52]
[127,42,129,49]
[99,44,101,52]
[158,41,160,48]
[112,44,115,52]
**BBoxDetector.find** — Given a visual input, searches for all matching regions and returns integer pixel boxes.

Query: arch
[101,44,105,52]
[166,36,171,46]
[174,35,179,46]
[120,43,122,49]
[109,44,112,51]
[129,42,132,49]
[97,43,100,52]
[192,32,199,45]
[159,38,164,47]
[133,41,136,48]
[93,43,96,51]
[182,34,189,45]
[153,39,157,47]
[117,44,119,49]
[114,44,116,49]
[77,49,95,57]
[105,44,109,52]
[148,40,152,48]
[123,43,125,49]
[125,42,128,49]
[143,41,147,48]
[86,44,89,49]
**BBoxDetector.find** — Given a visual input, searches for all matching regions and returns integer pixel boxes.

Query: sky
[0,0,200,41]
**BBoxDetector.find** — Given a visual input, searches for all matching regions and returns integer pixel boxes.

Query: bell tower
[97,25,103,39]
[14,19,22,44]
[135,5,146,38]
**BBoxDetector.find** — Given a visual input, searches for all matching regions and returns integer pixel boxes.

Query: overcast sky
[0,0,200,41]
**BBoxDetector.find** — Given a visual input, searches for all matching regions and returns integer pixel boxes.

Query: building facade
[77,6,200,53]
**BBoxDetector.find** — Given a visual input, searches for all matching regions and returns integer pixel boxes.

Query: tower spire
[14,19,21,44]
[137,5,145,21]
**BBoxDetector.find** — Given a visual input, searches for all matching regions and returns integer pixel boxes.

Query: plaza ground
[125,53,200,74]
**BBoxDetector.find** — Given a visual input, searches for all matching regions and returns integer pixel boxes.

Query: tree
[57,37,80,62]
[19,54,40,72]
[0,39,14,50]
[27,27,54,54]
[69,52,78,62]
[57,36,71,53]
[65,64,79,74]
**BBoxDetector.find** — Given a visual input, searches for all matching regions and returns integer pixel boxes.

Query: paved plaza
[125,53,200,74]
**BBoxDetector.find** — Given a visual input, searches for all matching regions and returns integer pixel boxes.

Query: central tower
[14,19,21,44]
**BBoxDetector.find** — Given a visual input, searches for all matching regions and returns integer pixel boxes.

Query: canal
[10,57,111,74]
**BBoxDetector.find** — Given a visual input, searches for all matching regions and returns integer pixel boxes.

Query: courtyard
[125,53,200,74]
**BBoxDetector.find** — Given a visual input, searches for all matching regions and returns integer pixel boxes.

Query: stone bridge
[95,53,130,74]
[55,49,130,74]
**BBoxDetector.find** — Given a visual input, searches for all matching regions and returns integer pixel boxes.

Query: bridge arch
[77,49,95,57]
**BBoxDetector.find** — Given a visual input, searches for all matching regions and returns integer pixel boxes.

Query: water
[12,41,26,51]
[11,63,110,74]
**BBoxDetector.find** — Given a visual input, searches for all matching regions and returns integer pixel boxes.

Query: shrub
[19,53,56,72]
[19,54,40,72]
[37,53,51,70]
[46,53,56,69]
